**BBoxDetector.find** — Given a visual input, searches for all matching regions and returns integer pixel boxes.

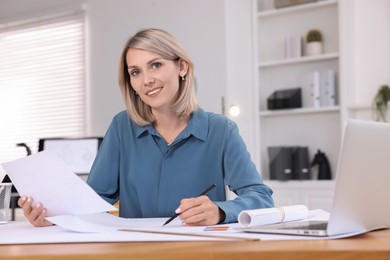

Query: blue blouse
[87,108,274,223]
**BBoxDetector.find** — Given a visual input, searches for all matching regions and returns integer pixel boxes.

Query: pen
[162,183,217,226]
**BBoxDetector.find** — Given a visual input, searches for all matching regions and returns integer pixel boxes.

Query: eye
[151,62,161,70]
[129,69,140,77]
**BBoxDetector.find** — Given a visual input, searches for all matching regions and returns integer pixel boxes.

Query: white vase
[305,42,323,56]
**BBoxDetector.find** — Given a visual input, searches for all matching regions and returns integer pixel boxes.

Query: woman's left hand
[176,195,224,226]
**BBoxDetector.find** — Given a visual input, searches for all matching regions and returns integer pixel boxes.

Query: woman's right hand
[18,196,53,227]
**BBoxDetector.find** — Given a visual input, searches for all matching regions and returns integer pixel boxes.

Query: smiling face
[126,48,187,114]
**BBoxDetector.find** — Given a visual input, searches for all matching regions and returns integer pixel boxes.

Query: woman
[19,28,274,227]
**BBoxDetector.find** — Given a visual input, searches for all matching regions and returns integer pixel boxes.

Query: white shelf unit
[250,0,390,210]
[253,0,342,182]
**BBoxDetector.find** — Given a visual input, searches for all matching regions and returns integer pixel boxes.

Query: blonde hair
[118,28,197,125]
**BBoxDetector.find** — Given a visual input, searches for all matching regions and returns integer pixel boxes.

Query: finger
[29,203,52,227]
[28,202,45,224]
[177,196,208,214]
[32,208,53,227]
[18,197,52,227]
[180,201,214,223]
[17,196,28,208]
[20,197,34,217]
[17,196,25,207]
[180,198,220,226]
[179,203,205,220]
[181,212,205,225]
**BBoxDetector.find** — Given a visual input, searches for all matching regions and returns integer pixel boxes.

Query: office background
[0,0,255,153]
[1,0,389,171]
[1,0,390,217]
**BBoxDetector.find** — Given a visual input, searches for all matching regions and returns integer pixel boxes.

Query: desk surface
[1,229,390,259]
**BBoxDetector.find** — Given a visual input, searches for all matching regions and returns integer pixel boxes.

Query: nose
[143,73,155,86]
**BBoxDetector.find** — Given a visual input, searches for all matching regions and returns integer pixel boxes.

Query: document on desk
[1,151,117,215]
[0,210,368,244]
[46,212,149,233]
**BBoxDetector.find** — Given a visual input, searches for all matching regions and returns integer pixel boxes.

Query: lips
[146,87,163,96]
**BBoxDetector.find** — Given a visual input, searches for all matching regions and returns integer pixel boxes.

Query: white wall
[339,0,390,121]
[0,0,262,159]
[224,0,255,158]
[352,0,390,104]
[86,0,228,135]
[0,0,230,136]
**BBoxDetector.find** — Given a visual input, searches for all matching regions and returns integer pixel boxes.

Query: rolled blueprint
[238,205,309,227]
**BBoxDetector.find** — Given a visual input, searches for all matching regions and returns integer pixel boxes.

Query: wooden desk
[1,229,389,259]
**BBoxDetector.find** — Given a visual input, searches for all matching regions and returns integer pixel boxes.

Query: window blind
[0,11,86,163]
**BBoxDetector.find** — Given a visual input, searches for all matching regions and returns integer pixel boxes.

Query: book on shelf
[285,35,302,59]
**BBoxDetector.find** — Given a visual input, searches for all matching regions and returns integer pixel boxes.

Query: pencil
[162,183,217,226]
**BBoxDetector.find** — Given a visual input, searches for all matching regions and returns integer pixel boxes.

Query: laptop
[243,120,390,237]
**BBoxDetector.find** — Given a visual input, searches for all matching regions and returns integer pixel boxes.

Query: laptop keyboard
[284,221,328,230]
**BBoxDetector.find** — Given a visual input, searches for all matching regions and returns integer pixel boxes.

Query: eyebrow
[127,57,163,70]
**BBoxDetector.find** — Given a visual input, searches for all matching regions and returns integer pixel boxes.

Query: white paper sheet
[1,151,117,216]
[46,213,183,233]
[0,221,227,244]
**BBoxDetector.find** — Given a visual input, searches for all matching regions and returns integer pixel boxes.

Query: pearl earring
[181,76,186,81]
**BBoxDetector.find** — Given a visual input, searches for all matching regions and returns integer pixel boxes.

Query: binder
[320,69,337,107]
[268,147,293,180]
[299,71,320,108]
[268,146,311,180]
[292,147,311,180]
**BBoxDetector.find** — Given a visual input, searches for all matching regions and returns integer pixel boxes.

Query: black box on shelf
[268,146,311,180]
[267,88,302,110]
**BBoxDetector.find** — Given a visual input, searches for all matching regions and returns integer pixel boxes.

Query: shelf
[265,179,335,187]
[259,106,340,117]
[258,53,339,68]
[257,0,337,18]
[347,105,372,111]
[253,0,341,185]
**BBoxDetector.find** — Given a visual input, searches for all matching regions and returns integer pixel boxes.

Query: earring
[181,75,186,81]
[134,91,138,95]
